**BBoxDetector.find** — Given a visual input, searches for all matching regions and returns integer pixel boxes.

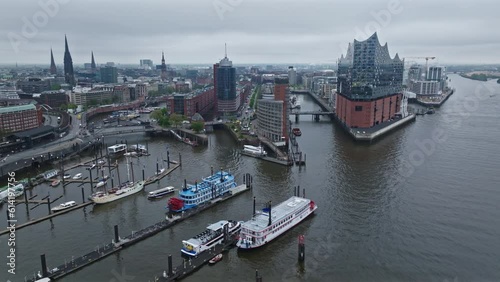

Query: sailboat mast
[130,161,135,183]
[116,160,121,186]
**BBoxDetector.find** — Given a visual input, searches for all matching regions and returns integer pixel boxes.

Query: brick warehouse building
[0,104,43,133]
[165,87,215,118]
[336,33,404,128]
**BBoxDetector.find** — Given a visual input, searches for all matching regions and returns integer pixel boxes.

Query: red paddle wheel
[168,197,184,211]
[309,200,315,211]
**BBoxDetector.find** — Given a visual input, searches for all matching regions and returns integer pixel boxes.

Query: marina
[25,180,252,282]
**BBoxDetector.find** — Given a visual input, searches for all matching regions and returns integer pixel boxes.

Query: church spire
[91,51,96,70]
[50,48,57,75]
[63,34,75,86]
[161,51,167,81]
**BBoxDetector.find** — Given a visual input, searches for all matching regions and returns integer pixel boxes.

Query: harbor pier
[26,175,253,282]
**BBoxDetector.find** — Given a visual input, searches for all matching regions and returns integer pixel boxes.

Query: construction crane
[404,57,436,77]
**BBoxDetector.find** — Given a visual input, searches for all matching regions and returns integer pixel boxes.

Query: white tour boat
[236,196,317,250]
[107,144,127,156]
[51,201,77,212]
[181,220,241,257]
[147,186,175,199]
[243,145,267,157]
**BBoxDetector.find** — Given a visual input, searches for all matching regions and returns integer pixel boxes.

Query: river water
[1,74,500,281]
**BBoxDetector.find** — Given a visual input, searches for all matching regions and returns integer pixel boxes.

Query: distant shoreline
[460,73,500,82]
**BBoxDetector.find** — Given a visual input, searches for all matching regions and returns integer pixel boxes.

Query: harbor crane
[404,56,436,77]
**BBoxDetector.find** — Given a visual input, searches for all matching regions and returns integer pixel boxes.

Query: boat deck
[153,235,238,281]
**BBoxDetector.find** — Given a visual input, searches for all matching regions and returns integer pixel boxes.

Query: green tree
[60,104,68,111]
[169,113,183,128]
[158,117,171,127]
[87,99,98,106]
[150,109,164,120]
[191,121,204,133]
[51,84,61,90]
[68,103,77,110]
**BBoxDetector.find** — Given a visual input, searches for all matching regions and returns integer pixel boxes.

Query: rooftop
[12,125,55,138]
[0,104,36,114]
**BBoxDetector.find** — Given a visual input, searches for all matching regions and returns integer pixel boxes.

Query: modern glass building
[336,33,404,128]
[337,32,404,100]
[215,56,238,113]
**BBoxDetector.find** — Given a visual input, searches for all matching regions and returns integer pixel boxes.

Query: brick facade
[336,93,402,128]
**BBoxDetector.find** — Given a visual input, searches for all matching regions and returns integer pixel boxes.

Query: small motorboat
[72,173,83,180]
[209,253,223,265]
[88,163,96,169]
[51,201,77,212]
[97,160,106,165]
[156,168,166,175]
[292,128,302,136]
[63,174,71,179]
[96,180,106,188]
[50,179,61,187]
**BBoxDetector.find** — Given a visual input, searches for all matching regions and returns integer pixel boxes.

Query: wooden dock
[0,201,93,235]
[241,151,292,166]
[26,177,253,282]
[144,163,181,186]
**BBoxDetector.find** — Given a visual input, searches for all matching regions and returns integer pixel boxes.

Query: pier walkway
[0,201,93,235]
[27,179,252,282]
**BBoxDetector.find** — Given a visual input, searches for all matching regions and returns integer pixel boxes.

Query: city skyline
[1,0,499,65]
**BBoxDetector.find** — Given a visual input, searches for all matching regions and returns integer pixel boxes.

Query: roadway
[0,112,87,174]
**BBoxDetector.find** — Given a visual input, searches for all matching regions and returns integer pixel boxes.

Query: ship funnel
[183,179,187,191]
[253,196,256,216]
[220,167,223,182]
[268,201,272,226]
[195,181,197,192]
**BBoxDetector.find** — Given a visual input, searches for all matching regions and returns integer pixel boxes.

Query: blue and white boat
[167,171,237,212]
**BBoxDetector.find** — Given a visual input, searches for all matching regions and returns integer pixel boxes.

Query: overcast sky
[1,0,499,65]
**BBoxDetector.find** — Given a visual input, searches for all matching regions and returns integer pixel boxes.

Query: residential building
[336,32,404,128]
[113,85,130,103]
[71,87,113,106]
[165,87,215,118]
[17,78,51,94]
[0,104,42,133]
[257,77,290,144]
[288,66,297,85]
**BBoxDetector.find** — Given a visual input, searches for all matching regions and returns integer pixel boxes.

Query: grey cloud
[0,0,499,64]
